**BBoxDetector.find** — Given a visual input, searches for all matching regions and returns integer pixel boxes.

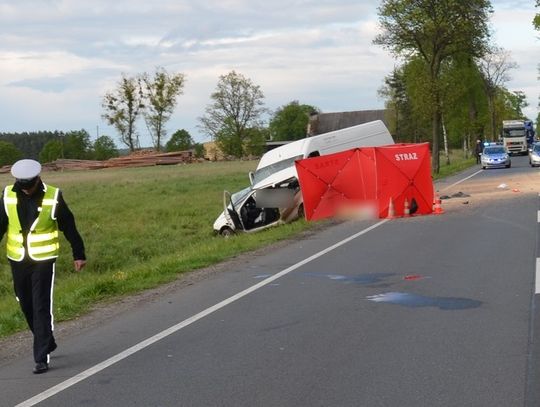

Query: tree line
[0,127,211,167]
[0,130,118,166]
[374,0,539,172]
[102,68,320,159]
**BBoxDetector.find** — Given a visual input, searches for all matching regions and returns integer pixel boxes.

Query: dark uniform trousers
[11,259,56,364]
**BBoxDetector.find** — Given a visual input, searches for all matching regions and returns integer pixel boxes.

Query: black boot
[33,362,49,374]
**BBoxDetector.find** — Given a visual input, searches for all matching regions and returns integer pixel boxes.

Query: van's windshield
[230,186,252,207]
[252,155,304,185]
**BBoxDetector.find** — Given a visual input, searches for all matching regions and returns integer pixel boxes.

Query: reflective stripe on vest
[3,184,60,261]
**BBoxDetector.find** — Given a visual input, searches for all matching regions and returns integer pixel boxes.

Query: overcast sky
[0,0,538,147]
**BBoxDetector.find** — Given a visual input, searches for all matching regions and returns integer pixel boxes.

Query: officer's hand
[74,260,86,272]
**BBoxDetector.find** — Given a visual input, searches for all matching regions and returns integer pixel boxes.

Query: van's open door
[223,190,244,231]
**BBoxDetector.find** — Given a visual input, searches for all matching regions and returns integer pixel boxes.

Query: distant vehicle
[525,120,536,148]
[213,120,395,236]
[502,120,528,155]
[481,144,511,169]
[529,142,540,167]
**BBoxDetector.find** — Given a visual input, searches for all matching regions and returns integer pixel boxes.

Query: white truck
[213,120,394,236]
[502,120,528,155]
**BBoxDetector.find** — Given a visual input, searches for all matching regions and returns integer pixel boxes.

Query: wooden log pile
[43,159,107,171]
[0,150,195,174]
[104,150,194,168]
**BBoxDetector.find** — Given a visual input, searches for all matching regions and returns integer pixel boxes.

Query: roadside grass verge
[0,150,474,338]
[435,151,476,180]
[0,161,315,338]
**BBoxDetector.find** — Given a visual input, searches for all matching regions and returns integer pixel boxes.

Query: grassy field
[435,150,476,180]
[0,161,315,337]
[0,151,475,338]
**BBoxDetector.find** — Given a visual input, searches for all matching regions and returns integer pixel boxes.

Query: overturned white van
[213,120,394,236]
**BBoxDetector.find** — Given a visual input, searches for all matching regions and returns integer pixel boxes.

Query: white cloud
[0,51,127,84]
[0,0,537,146]
[490,2,539,120]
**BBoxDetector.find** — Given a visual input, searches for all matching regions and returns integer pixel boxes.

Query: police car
[481,143,511,169]
[529,142,540,167]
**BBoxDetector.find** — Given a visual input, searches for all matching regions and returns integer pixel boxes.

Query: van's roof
[252,120,393,189]
[256,139,309,171]
[256,120,392,171]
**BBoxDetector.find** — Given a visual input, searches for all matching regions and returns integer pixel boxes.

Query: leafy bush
[0,141,22,166]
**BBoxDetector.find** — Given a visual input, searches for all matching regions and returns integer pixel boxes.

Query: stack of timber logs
[105,149,193,168]
[0,150,195,173]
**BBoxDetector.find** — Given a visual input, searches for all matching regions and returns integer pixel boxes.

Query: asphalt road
[2,154,540,406]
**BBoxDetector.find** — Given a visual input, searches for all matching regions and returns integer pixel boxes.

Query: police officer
[0,159,86,374]
[475,139,483,164]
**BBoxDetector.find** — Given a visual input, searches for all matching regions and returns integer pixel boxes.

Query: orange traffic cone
[387,197,395,219]
[433,195,444,215]
[403,198,410,217]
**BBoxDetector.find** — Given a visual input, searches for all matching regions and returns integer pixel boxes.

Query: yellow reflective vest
[3,184,60,261]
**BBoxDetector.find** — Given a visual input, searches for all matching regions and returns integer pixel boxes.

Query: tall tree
[0,141,22,166]
[378,67,408,142]
[141,67,186,151]
[476,47,517,140]
[402,58,435,142]
[214,117,244,157]
[379,64,430,143]
[244,127,269,156]
[499,90,529,120]
[63,130,92,159]
[374,0,492,173]
[198,70,266,158]
[102,74,144,152]
[165,129,193,152]
[93,135,118,160]
[269,101,319,141]
[439,55,487,155]
[39,140,63,163]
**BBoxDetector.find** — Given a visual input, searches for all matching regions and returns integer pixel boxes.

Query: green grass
[0,161,314,337]
[0,151,474,338]
[434,150,476,180]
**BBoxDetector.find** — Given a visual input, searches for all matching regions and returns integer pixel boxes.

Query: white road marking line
[538,211,540,223]
[16,219,389,407]
[537,258,540,295]
[440,170,483,192]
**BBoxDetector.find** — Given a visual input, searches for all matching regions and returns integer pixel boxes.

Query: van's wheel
[220,227,234,238]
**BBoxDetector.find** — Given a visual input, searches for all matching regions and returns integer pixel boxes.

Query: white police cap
[11,159,42,180]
